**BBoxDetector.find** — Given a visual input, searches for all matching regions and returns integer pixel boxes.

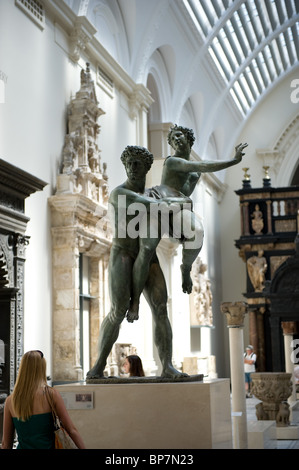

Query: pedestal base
[247,420,276,449]
[55,378,232,449]
[276,425,299,440]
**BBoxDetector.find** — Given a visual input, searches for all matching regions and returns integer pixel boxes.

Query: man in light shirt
[244,345,257,398]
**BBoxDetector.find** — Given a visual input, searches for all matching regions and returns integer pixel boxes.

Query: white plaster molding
[45,1,96,62]
[256,114,299,185]
[45,0,152,106]
[129,84,154,120]
[69,16,97,62]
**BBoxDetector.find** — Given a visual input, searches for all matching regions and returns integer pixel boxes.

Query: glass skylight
[186,0,299,115]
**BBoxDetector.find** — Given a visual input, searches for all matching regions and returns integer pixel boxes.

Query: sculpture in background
[190,258,213,327]
[247,250,267,292]
[251,204,264,235]
[58,62,108,205]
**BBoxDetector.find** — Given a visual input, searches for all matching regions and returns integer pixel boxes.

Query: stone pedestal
[276,425,299,440]
[282,321,298,405]
[55,379,232,449]
[247,420,276,449]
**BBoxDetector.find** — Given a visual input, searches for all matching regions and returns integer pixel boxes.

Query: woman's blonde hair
[11,350,47,421]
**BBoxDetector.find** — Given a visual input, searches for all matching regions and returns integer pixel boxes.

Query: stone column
[256,307,266,371]
[281,321,298,404]
[51,226,83,382]
[129,84,154,147]
[249,309,258,355]
[221,301,248,449]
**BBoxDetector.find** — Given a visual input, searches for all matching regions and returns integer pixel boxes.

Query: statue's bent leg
[127,237,160,323]
[173,210,204,293]
[143,260,188,378]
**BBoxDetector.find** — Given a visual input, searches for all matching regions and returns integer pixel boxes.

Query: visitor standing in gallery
[244,345,257,398]
[123,355,145,377]
[1,350,86,449]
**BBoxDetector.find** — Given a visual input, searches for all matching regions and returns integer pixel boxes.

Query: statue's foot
[126,304,139,323]
[86,368,105,380]
[180,264,193,294]
[162,364,189,379]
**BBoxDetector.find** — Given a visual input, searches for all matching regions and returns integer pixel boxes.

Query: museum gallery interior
[0,0,299,449]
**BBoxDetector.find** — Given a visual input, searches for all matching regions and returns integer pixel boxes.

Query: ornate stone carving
[275,219,297,232]
[221,301,247,327]
[251,372,292,425]
[69,17,97,63]
[190,258,213,327]
[281,321,298,336]
[57,63,108,206]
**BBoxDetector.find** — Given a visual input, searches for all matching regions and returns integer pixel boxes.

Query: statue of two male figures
[87,125,247,379]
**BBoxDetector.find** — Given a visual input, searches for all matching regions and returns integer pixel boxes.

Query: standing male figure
[87,145,189,379]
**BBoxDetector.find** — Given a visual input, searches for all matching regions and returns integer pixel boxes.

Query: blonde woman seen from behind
[1,350,85,449]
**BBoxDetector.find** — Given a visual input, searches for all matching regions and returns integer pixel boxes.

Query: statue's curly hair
[167,124,195,148]
[121,145,154,170]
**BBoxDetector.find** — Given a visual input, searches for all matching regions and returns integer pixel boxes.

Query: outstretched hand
[234,142,248,162]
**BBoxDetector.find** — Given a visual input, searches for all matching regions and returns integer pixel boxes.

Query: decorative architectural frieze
[69,17,97,63]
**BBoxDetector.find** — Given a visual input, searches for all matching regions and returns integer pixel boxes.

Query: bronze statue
[87,128,247,379]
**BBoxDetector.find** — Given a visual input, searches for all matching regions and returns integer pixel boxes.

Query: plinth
[55,378,232,449]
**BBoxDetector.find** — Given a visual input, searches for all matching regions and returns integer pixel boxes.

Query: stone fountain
[251,372,292,426]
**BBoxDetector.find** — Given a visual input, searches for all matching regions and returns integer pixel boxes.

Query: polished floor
[244,395,299,449]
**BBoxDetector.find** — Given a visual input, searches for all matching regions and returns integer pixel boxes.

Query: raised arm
[167,143,248,174]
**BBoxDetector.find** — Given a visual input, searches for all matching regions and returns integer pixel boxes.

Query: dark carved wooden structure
[0,159,46,437]
[235,170,299,372]
[264,235,299,371]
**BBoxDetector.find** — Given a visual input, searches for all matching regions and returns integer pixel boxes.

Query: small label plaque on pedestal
[60,391,94,410]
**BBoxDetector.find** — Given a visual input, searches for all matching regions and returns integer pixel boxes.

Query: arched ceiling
[185,0,299,115]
